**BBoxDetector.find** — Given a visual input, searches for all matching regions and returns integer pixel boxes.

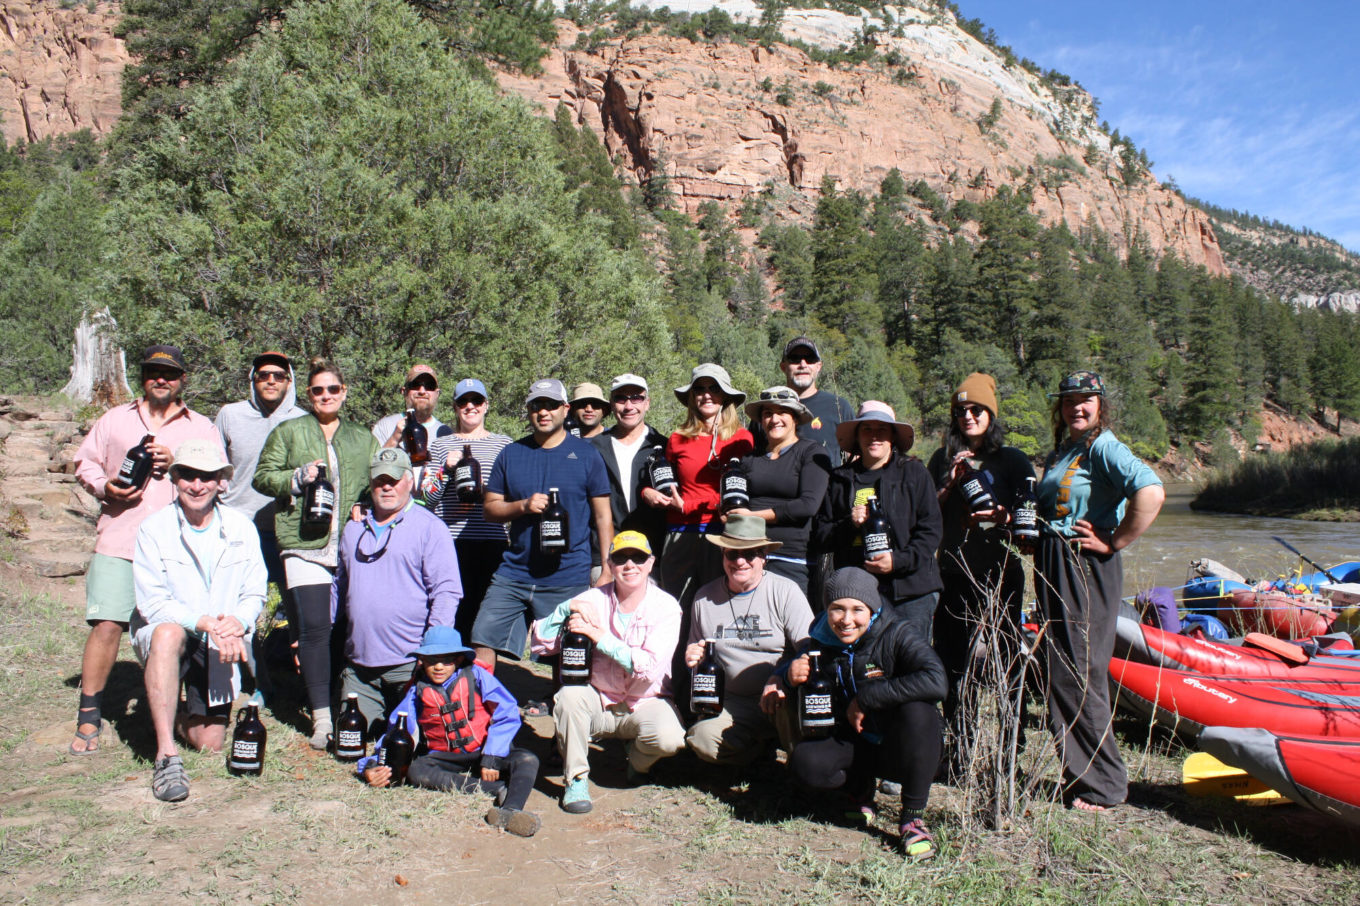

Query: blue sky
[957,1,1360,254]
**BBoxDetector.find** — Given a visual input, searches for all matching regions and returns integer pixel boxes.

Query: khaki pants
[553,685,686,783]
[686,692,797,766]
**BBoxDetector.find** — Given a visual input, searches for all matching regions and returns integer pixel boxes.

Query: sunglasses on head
[609,550,650,566]
[254,369,288,383]
[309,384,343,397]
[954,404,988,418]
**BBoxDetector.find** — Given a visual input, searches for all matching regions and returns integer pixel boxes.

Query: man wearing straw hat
[682,514,813,767]
[132,439,267,802]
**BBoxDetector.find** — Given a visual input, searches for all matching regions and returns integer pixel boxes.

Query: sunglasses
[406,379,438,392]
[690,382,722,397]
[309,384,343,397]
[784,354,819,365]
[144,368,183,382]
[573,400,606,410]
[174,467,219,483]
[254,370,289,383]
[954,405,988,419]
[527,399,564,413]
[418,653,462,666]
[456,395,486,407]
[609,550,650,566]
[612,394,647,404]
[723,548,765,562]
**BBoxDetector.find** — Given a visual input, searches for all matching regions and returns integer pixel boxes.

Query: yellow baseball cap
[609,530,652,557]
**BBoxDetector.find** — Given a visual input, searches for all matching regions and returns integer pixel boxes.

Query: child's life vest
[415,666,491,754]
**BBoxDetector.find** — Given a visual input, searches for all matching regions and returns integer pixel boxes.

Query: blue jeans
[470,573,585,660]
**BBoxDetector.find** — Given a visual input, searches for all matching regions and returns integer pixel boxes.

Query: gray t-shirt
[688,572,814,698]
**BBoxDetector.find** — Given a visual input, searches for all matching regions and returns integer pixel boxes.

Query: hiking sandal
[485,806,541,838]
[900,818,936,862]
[152,755,190,802]
[69,708,102,756]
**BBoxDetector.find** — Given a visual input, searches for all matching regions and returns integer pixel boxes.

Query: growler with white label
[799,651,835,740]
[646,445,678,497]
[719,458,749,513]
[689,640,725,717]
[1011,476,1039,551]
[559,628,593,685]
[861,494,892,560]
[537,487,568,555]
[303,464,335,527]
[114,434,156,491]
[960,460,997,514]
[451,443,481,502]
[335,693,366,761]
[226,702,266,776]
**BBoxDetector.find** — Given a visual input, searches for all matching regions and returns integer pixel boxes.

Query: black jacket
[589,425,670,557]
[813,453,943,602]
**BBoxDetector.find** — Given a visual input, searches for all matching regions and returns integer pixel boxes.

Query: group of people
[68,336,1164,857]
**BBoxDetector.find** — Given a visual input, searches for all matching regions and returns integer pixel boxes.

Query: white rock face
[1290,292,1360,314]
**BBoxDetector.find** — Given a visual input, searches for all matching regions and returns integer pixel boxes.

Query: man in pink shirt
[69,346,222,756]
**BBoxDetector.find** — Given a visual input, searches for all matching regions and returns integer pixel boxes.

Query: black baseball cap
[141,346,187,372]
[782,337,820,362]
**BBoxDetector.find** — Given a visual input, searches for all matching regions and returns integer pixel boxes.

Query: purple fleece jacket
[331,501,462,667]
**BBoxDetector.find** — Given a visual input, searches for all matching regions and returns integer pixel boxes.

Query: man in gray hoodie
[214,352,306,690]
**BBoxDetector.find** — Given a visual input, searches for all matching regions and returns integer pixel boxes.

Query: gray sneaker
[152,754,190,802]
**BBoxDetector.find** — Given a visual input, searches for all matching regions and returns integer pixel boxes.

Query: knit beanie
[823,567,883,613]
[953,372,998,418]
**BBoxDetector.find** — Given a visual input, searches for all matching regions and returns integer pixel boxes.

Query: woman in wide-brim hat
[721,387,831,594]
[813,401,942,636]
[1033,370,1164,811]
[641,363,753,605]
[925,372,1035,779]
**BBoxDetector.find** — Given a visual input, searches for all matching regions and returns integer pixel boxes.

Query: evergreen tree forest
[0,0,1355,457]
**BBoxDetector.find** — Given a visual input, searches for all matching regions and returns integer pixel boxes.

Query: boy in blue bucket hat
[357,626,541,836]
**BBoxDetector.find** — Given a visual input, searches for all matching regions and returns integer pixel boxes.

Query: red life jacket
[415,667,490,755]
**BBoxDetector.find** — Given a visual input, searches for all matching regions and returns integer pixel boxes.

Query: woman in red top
[642,363,753,605]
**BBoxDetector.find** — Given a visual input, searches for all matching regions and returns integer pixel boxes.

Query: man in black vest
[589,374,669,567]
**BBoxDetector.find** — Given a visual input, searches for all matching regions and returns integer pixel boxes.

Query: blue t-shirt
[487,433,610,584]
[1036,430,1161,537]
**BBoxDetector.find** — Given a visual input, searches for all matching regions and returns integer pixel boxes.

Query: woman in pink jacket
[531,531,685,815]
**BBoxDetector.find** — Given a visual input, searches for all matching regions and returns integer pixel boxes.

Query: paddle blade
[1183,752,1284,804]
[1243,632,1310,664]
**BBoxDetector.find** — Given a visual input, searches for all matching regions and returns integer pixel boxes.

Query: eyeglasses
[612,394,647,404]
[784,354,819,365]
[723,548,765,562]
[609,551,650,566]
[456,395,486,408]
[954,405,988,419]
[309,384,343,397]
[527,399,564,413]
[406,379,438,392]
[254,370,288,383]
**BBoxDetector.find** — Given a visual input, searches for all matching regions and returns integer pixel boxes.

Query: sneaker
[561,776,592,814]
[900,818,936,862]
[309,717,333,752]
[151,754,190,803]
[485,806,542,837]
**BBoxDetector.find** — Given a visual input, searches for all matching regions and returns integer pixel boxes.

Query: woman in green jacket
[254,358,377,748]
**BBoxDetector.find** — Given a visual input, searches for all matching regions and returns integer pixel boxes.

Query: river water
[1119,484,1357,595]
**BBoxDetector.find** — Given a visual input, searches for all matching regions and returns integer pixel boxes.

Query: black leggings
[291,583,334,712]
[788,700,942,812]
[406,747,540,811]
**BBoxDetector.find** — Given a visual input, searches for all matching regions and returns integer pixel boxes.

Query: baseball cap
[404,364,438,389]
[251,351,291,374]
[610,373,649,394]
[782,337,820,362]
[370,447,412,480]
[454,378,487,401]
[141,345,187,372]
[609,530,653,557]
[524,378,568,406]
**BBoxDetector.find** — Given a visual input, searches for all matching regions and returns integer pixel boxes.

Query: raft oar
[1271,537,1341,584]
[1182,752,1284,804]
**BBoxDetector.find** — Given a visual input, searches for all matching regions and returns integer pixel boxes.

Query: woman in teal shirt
[1034,371,1164,811]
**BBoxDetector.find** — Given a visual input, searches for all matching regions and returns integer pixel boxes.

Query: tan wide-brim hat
[674,363,746,407]
[705,513,783,552]
[835,401,914,453]
[744,386,813,425]
[169,439,233,479]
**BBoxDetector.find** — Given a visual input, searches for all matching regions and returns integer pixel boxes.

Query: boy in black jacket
[770,566,946,861]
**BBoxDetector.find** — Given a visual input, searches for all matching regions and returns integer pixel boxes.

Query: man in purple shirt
[332,448,463,733]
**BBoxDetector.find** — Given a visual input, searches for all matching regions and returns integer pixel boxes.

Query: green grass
[1193,436,1360,519]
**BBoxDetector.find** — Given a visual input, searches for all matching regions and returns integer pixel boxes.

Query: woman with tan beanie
[926,372,1035,780]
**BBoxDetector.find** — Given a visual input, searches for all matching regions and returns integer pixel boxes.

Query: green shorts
[85,553,135,625]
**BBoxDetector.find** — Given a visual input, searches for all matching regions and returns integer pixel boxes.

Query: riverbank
[1191,437,1360,522]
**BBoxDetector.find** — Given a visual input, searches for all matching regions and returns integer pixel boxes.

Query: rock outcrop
[498,4,1226,273]
[0,0,127,144]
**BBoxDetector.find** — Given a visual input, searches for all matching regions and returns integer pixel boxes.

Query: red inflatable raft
[1114,617,1360,681]
[1219,589,1335,639]
[1199,727,1360,826]
[1109,657,1360,738]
